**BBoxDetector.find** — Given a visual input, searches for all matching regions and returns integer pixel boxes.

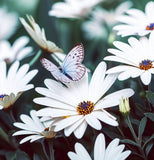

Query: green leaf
[5,151,16,160]
[138,117,147,141]
[120,139,140,147]
[142,134,154,149]
[145,142,153,157]
[33,153,44,160]
[146,91,154,105]
[16,150,30,160]
[144,113,154,122]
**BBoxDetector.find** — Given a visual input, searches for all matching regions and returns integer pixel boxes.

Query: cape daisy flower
[0,36,33,64]
[0,61,38,109]
[20,15,62,53]
[114,1,154,37]
[82,1,132,40]
[68,133,131,160]
[13,110,56,144]
[34,62,134,139]
[49,0,102,19]
[104,31,154,85]
[0,7,18,40]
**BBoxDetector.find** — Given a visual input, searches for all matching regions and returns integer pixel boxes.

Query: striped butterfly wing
[62,43,86,81]
[40,58,71,83]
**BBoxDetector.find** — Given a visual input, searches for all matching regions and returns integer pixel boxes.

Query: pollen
[0,94,7,100]
[44,127,49,131]
[77,101,94,115]
[146,23,154,30]
[139,60,152,70]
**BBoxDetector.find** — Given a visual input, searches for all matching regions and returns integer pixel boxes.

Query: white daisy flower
[48,0,102,19]
[20,15,62,53]
[0,7,18,40]
[13,110,56,144]
[68,133,131,160]
[104,31,154,85]
[114,1,154,37]
[82,1,132,39]
[0,61,38,109]
[0,36,33,64]
[34,62,134,139]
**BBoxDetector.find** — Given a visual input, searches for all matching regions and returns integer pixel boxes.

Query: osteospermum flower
[0,7,18,40]
[82,1,132,40]
[20,15,62,53]
[0,61,38,109]
[34,62,134,139]
[13,110,56,144]
[68,133,131,160]
[114,1,154,37]
[0,36,33,64]
[104,31,154,85]
[49,0,102,19]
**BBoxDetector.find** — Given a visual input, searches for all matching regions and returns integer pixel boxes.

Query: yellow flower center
[139,60,152,70]
[77,101,94,115]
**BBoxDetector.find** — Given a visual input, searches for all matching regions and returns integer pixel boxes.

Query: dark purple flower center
[146,23,154,30]
[77,101,94,115]
[139,60,152,70]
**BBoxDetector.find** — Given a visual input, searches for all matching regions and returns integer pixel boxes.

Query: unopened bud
[119,98,130,115]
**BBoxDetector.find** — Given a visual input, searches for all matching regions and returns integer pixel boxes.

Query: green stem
[125,115,138,143]
[117,126,125,139]
[48,140,55,160]
[29,50,42,66]
[0,127,9,143]
[41,140,49,160]
[125,115,147,160]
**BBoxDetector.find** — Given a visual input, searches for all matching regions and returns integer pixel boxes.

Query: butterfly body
[41,43,86,83]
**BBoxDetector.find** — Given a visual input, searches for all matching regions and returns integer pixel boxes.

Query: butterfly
[40,43,86,83]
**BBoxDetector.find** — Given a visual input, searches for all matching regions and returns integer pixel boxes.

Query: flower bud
[119,97,130,115]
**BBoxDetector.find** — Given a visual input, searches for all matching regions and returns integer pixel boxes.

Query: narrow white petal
[94,133,105,160]
[13,130,36,136]
[117,151,131,160]
[30,135,44,142]
[96,89,134,109]
[33,97,75,110]
[54,115,83,132]
[85,114,102,130]
[19,135,37,144]
[89,62,106,103]
[92,111,118,126]
[68,152,82,160]
[73,120,87,139]
[64,117,85,137]
[140,71,151,85]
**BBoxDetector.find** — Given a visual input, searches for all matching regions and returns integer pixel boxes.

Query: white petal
[73,120,87,139]
[92,111,118,126]
[64,117,85,137]
[94,133,105,160]
[89,62,106,103]
[13,130,36,136]
[33,97,75,110]
[54,115,83,132]
[140,71,151,85]
[95,89,134,109]
[68,143,92,160]
[19,135,37,144]
[85,114,102,130]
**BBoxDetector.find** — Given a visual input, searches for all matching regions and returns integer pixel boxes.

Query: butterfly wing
[62,43,86,81]
[40,58,71,83]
